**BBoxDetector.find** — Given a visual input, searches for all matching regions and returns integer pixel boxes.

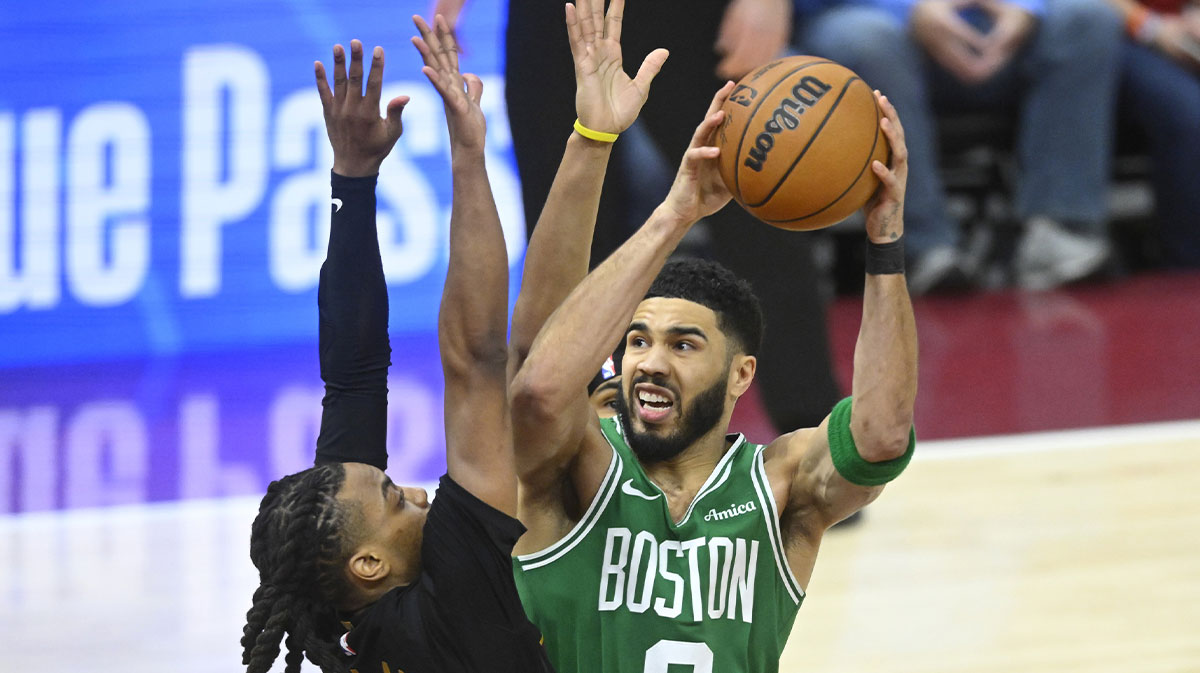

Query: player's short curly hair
[645,257,764,357]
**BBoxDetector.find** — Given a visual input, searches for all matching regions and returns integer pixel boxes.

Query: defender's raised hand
[413,14,486,155]
[862,91,908,243]
[315,40,408,177]
[660,82,736,224]
[567,0,668,135]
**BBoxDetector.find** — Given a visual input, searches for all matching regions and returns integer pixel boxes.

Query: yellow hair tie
[574,119,619,143]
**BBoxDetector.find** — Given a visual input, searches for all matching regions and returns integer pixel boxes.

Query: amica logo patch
[704,500,757,522]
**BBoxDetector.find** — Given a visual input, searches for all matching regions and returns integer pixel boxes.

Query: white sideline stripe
[913,419,1200,460]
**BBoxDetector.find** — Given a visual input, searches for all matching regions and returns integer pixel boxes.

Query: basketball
[716,55,890,231]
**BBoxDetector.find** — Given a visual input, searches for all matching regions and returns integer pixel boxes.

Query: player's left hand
[413,14,487,156]
[567,0,668,135]
[715,0,792,80]
[315,40,409,177]
[862,91,907,244]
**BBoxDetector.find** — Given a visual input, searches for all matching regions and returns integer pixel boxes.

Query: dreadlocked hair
[242,463,359,673]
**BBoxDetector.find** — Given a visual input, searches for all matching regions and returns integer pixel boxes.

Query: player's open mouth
[634,384,675,424]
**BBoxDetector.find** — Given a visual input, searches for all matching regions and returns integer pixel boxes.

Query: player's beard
[615,372,728,464]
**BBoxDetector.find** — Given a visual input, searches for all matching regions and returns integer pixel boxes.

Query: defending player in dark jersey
[507,1,919,670]
[239,17,552,673]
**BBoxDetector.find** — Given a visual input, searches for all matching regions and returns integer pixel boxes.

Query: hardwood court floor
[782,423,1200,673]
[1,423,1195,672]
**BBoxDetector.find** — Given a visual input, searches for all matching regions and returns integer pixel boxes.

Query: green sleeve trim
[827,397,916,486]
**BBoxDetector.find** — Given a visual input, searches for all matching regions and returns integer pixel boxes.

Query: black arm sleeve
[313,172,391,470]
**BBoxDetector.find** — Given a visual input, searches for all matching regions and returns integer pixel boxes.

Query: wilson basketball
[716,55,889,230]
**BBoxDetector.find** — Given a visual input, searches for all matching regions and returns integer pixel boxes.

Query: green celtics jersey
[513,417,804,673]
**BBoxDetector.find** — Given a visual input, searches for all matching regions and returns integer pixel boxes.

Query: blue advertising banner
[0,0,523,368]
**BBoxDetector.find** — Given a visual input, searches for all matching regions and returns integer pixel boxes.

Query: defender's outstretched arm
[313,40,408,470]
[414,15,516,515]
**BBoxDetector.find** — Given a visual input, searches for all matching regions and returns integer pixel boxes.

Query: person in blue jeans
[1110,0,1200,268]
[795,0,1122,292]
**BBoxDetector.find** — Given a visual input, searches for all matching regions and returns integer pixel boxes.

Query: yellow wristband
[574,119,619,143]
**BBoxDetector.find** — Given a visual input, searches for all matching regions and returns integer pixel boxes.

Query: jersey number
[644,640,713,673]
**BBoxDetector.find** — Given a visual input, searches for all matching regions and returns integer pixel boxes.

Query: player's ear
[728,354,756,399]
[347,548,389,583]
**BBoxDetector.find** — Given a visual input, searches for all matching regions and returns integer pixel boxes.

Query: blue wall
[0,0,522,367]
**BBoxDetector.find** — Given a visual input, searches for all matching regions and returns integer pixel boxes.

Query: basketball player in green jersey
[507,1,918,671]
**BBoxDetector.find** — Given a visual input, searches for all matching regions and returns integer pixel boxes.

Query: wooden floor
[1,423,1197,672]
[783,423,1200,673]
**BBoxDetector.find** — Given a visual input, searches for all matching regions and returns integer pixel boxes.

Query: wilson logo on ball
[717,54,888,231]
[743,76,832,172]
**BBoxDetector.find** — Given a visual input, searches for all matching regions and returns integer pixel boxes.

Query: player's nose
[635,345,670,376]
[406,486,430,509]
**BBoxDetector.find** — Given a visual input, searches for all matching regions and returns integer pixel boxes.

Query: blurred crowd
[790,0,1200,294]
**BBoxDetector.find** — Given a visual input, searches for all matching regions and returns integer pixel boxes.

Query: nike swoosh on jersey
[331,198,343,212]
[621,479,662,501]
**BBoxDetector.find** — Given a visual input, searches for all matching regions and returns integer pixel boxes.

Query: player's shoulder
[759,414,835,495]
[761,421,825,467]
[341,584,424,670]
[428,474,527,552]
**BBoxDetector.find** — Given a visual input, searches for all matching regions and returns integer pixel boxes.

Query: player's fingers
[314,61,333,112]
[689,109,725,149]
[876,92,906,155]
[411,18,434,69]
[870,159,893,185]
[413,13,435,46]
[348,40,365,97]
[332,44,348,101]
[589,0,604,44]
[565,4,587,65]
[577,0,597,45]
[385,95,409,141]
[881,116,908,168]
[365,46,385,106]
[463,73,484,105]
[875,92,899,137]
[436,14,459,73]
[631,48,669,92]
[411,35,437,69]
[414,14,448,72]
[605,0,625,42]
[683,145,722,167]
[419,64,447,97]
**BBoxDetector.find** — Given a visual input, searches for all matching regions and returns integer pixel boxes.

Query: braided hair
[242,464,361,673]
